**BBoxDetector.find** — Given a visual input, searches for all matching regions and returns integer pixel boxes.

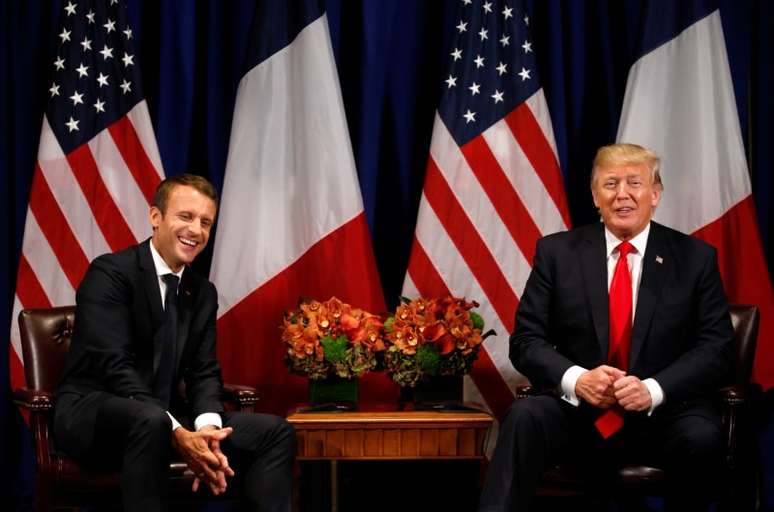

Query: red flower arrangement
[281,297,385,380]
[383,296,494,387]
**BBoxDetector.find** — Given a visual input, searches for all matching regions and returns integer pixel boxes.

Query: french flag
[617,0,774,389]
[209,1,397,415]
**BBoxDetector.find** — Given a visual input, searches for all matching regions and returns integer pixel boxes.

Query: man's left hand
[612,375,652,411]
[192,425,235,495]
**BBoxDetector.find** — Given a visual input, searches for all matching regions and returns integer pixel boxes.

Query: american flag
[9,0,164,392]
[402,0,570,427]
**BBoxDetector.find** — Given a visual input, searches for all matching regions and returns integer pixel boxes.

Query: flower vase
[402,375,464,405]
[308,375,358,404]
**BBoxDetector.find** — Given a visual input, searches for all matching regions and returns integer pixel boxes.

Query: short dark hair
[152,174,218,214]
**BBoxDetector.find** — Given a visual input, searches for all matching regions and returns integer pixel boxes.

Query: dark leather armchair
[12,306,259,512]
[523,304,760,509]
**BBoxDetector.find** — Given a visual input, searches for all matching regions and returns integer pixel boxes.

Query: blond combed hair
[591,143,662,190]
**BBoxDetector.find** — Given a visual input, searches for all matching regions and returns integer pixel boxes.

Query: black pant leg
[55,392,173,512]
[220,411,296,512]
[478,395,574,512]
[651,402,724,512]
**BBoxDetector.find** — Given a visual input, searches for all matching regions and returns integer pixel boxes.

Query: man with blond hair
[479,143,733,511]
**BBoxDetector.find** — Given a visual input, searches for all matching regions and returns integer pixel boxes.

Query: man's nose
[187,219,202,235]
[615,182,631,197]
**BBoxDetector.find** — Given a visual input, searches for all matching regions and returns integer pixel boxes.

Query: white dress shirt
[149,241,222,431]
[559,222,664,413]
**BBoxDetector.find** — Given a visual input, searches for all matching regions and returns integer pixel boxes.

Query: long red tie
[595,241,633,439]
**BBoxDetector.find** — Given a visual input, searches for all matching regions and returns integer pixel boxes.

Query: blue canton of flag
[439,0,539,146]
[47,0,143,153]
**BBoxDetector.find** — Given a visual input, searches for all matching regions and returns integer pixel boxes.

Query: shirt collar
[149,239,185,280]
[604,222,650,258]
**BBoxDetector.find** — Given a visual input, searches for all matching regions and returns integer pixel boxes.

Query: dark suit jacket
[510,221,733,406]
[56,239,224,451]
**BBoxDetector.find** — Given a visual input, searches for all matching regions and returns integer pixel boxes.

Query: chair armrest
[13,388,54,411]
[223,383,259,410]
[515,385,534,399]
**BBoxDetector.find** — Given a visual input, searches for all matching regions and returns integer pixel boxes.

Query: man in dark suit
[54,174,295,512]
[478,143,733,511]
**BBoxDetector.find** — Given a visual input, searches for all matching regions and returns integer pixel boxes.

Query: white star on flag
[65,117,79,132]
[69,90,83,105]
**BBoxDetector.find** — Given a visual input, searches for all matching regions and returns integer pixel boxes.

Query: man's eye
[604,181,616,188]
[179,213,192,221]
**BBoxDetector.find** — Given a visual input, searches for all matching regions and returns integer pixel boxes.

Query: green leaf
[384,316,395,333]
[416,344,440,376]
[321,335,348,364]
[470,311,484,330]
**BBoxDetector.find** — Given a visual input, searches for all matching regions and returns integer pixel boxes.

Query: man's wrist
[194,412,223,431]
[560,365,587,406]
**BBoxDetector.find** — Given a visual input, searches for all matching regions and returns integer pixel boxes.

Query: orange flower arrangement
[383,296,493,387]
[282,297,385,380]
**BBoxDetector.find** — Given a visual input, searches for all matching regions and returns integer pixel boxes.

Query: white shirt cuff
[166,411,181,431]
[194,412,223,431]
[643,378,664,415]
[559,365,587,406]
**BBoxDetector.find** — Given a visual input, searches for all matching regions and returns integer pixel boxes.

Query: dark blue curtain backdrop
[2,0,773,508]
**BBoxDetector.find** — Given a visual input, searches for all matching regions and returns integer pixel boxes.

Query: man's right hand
[575,365,626,408]
[172,426,233,494]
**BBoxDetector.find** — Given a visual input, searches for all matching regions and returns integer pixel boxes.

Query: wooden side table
[287,405,493,510]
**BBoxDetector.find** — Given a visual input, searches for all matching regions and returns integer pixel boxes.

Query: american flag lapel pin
[655,255,663,264]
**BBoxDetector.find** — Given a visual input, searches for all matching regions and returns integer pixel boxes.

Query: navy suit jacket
[510,221,733,406]
[56,239,224,449]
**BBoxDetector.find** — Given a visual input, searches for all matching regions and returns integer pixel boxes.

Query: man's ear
[149,206,162,230]
[651,187,662,208]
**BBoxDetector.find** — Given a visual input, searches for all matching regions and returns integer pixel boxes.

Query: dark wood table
[287,404,493,510]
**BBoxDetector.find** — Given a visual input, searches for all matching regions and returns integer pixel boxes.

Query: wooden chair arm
[13,387,54,411]
[222,383,259,412]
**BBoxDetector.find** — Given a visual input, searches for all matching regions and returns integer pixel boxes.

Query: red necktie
[595,241,633,439]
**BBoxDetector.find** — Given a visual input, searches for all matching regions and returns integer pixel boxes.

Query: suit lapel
[139,240,166,376]
[630,223,670,369]
[580,224,610,359]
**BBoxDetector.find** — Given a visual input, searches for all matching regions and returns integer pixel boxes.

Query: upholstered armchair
[12,306,259,512]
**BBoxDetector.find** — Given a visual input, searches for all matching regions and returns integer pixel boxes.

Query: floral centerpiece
[383,296,494,389]
[281,296,385,381]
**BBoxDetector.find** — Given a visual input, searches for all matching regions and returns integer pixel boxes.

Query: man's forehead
[596,163,650,175]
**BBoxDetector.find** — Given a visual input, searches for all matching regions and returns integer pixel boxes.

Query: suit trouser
[54,392,295,512]
[477,394,724,512]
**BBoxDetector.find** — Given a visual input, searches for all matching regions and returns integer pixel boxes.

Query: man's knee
[128,404,171,442]
[267,416,296,455]
[502,396,556,433]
